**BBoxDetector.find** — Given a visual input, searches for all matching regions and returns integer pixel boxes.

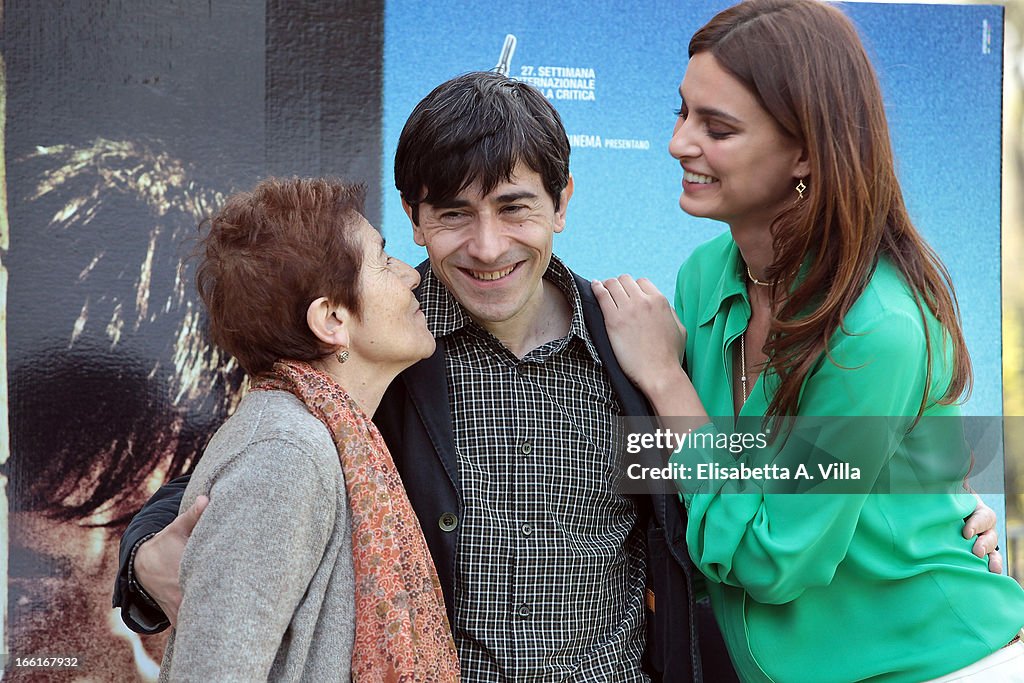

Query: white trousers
[924,631,1024,682]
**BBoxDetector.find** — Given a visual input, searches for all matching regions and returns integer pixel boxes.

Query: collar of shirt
[696,235,816,328]
[417,254,602,365]
[697,238,748,327]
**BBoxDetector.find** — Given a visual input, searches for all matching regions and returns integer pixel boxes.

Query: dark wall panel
[266,0,384,225]
[1,1,383,677]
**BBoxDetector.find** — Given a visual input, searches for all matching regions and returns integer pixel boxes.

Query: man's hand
[963,494,1002,574]
[134,495,208,627]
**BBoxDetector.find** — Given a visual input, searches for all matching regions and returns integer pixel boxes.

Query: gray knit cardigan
[159,390,355,682]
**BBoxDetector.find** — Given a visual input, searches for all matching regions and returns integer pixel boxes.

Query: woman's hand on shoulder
[592,275,686,392]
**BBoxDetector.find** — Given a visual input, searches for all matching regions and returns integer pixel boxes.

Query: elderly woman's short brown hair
[196,177,366,375]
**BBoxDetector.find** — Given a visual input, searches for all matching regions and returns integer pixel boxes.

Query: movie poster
[2,0,382,678]
[381,0,1010,543]
[0,0,1008,679]
[383,0,1003,415]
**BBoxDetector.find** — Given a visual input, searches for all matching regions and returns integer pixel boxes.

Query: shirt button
[521,523,534,536]
[517,604,531,618]
[438,513,458,532]
[521,441,533,455]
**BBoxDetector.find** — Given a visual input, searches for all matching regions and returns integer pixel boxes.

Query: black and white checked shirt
[419,257,648,682]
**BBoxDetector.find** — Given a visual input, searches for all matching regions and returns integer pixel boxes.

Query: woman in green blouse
[593,0,1024,681]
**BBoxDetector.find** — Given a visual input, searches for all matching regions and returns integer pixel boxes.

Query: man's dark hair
[394,71,570,223]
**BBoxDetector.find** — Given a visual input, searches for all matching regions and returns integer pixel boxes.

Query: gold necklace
[745,265,771,287]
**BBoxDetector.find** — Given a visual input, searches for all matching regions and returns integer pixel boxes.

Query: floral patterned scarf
[252,360,460,682]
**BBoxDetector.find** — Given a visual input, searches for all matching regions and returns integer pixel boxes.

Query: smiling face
[406,164,572,332]
[669,52,809,232]
[346,217,435,367]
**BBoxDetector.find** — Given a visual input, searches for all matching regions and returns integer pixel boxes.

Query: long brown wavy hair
[690,0,972,421]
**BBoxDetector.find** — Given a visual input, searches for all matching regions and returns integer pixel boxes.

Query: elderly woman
[157,178,459,681]
[595,0,1024,681]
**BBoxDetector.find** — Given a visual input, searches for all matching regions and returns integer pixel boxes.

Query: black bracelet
[127,532,161,609]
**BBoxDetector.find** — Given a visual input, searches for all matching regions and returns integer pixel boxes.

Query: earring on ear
[336,349,350,364]
[796,178,807,200]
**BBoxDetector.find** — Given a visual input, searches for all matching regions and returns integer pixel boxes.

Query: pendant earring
[796,178,807,200]
[336,349,349,364]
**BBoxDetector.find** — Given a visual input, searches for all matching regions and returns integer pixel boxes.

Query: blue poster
[382,0,1004,418]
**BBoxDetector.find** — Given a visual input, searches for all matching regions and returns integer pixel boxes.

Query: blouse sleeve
[678,307,954,605]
